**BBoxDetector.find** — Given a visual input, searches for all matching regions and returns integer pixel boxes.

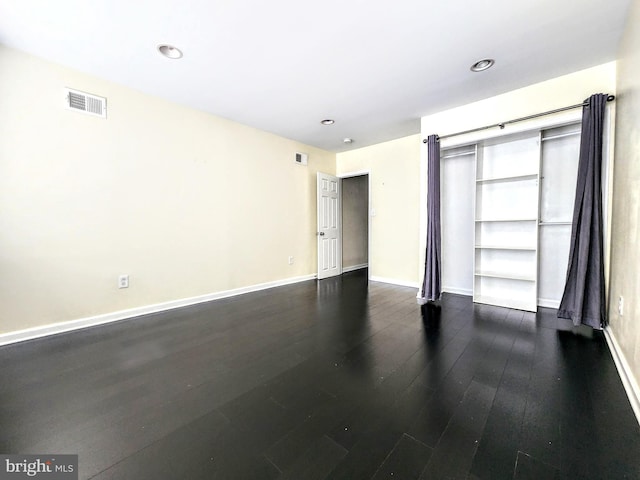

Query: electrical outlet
[618,295,624,315]
[119,274,129,289]
[288,256,294,265]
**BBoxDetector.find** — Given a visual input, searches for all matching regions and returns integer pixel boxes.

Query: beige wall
[342,175,368,268]
[609,0,640,404]
[337,135,421,285]
[0,45,335,334]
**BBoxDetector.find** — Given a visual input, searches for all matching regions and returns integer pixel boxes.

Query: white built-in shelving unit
[473,133,541,311]
[440,123,585,312]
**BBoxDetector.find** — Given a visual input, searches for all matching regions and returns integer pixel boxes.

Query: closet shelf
[474,271,536,281]
[474,294,536,312]
[476,173,538,184]
[475,245,536,251]
[541,131,580,142]
[475,218,538,223]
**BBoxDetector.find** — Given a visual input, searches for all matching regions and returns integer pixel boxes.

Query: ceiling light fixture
[343,138,353,144]
[470,58,494,72]
[157,44,183,59]
[320,119,335,125]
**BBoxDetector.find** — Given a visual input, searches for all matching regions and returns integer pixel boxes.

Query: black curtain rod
[423,94,615,143]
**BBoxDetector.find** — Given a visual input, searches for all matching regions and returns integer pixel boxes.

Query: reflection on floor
[1,269,638,479]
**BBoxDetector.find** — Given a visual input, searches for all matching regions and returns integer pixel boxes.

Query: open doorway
[341,174,369,274]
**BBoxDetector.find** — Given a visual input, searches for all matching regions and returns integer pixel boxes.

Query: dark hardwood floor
[1,269,639,479]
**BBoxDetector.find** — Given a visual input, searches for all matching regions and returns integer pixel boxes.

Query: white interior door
[317,172,342,279]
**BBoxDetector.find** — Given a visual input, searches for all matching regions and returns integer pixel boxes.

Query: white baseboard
[537,298,561,309]
[0,274,317,347]
[604,327,640,426]
[370,276,420,289]
[442,286,473,296]
[342,263,368,273]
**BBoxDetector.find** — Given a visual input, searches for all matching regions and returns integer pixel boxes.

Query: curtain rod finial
[423,139,427,144]
[607,94,615,102]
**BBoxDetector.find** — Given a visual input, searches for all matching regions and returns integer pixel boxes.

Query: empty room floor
[1,269,639,479]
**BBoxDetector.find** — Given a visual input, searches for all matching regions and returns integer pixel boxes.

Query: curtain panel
[557,93,608,329]
[418,134,442,304]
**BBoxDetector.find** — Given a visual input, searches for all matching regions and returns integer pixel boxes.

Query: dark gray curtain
[418,134,441,304]
[557,93,608,329]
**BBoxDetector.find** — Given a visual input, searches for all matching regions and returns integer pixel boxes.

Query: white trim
[342,263,368,273]
[443,286,473,296]
[537,298,561,309]
[0,274,317,347]
[370,275,420,288]
[604,327,640,426]
[338,170,371,179]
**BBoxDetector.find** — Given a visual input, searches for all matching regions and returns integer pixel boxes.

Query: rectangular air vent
[64,88,107,118]
[295,152,308,166]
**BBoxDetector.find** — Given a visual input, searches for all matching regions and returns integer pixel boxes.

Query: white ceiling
[0,0,632,152]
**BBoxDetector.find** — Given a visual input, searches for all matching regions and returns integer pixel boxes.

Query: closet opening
[440,121,610,312]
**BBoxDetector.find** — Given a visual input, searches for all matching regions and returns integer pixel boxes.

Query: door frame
[338,170,371,280]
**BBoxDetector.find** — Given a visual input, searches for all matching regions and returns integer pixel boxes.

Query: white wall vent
[295,152,308,166]
[64,88,107,118]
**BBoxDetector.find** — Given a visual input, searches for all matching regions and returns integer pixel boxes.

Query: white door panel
[317,172,341,279]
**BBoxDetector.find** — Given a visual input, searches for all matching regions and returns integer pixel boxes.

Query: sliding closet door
[538,124,581,307]
[441,145,476,295]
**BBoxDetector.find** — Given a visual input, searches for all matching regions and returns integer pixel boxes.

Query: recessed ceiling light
[158,44,183,59]
[343,138,353,144]
[320,119,335,125]
[470,58,494,72]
